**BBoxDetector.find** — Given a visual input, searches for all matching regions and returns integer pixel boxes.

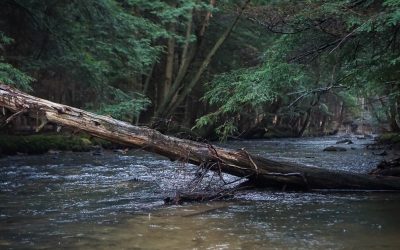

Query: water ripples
[1,137,400,249]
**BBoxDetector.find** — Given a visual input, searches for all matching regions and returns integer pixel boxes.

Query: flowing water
[1,136,400,249]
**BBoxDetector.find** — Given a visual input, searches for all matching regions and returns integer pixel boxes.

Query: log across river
[1,84,400,190]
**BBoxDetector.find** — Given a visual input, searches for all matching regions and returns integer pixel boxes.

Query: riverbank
[367,132,400,158]
[0,128,317,156]
[0,133,114,156]
[376,133,400,146]
[1,131,398,157]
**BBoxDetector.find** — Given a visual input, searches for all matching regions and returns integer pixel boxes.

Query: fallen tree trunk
[1,84,400,190]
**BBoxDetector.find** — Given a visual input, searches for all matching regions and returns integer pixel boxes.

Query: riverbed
[1,136,400,249]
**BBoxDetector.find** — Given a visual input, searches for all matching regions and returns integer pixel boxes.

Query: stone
[323,146,347,152]
[336,139,353,144]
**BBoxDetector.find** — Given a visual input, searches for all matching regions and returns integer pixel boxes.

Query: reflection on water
[1,136,400,249]
[223,136,382,172]
[58,195,400,250]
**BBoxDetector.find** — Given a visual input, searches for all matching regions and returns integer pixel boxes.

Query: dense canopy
[1,0,399,138]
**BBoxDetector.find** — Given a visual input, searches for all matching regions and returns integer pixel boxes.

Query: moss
[0,132,128,155]
[0,134,95,155]
[377,133,400,144]
[90,137,114,149]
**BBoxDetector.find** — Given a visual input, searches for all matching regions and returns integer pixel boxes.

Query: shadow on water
[1,136,400,249]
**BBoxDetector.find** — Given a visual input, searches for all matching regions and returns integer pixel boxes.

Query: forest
[1,0,400,139]
[1,0,400,249]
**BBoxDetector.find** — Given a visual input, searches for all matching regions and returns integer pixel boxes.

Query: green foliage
[215,120,237,141]
[0,31,34,90]
[0,62,34,91]
[196,36,312,137]
[338,91,360,117]
[318,103,331,116]
[0,0,174,107]
[0,0,218,120]
[95,94,150,122]
[20,0,163,83]
[196,0,400,138]
[2,0,400,136]
[0,32,13,45]
[193,111,219,129]
[378,132,400,144]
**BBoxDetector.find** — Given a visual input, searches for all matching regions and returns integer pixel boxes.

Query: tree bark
[155,11,195,120]
[389,100,400,132]
[334,101,344,132]
[199,0,216,37]
[1,84,400,190]
[159,0,251,118]
[164,22,176,99]
[297,109,311,137]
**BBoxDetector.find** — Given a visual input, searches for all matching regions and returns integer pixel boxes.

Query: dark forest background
[1,0,400,140]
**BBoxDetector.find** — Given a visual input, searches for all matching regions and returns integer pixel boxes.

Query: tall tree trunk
[154,1,217,120]
[297,94,319,137]
[136,63,155,125]
[158,0,251,119]
[164,23,176,100]
[389,99,400,132]
[199,0,216,37]
[334,101,344,132]
[297,110,311,137]
[155,11,195,120]
[319,115,327,133]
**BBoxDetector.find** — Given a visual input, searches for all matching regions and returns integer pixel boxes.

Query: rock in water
[372,150,388,156]
[336,139,353,144]
[48,149,61,155]
[323,146,347,152]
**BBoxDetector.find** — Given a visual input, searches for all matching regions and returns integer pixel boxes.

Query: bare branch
[5,109,26,124]
[288,85,347,108]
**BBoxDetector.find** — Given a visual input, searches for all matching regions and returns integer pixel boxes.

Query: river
[1,136,400,249]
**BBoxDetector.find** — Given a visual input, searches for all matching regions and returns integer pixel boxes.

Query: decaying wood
[1,84,400,191]
[370,158,400,177]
